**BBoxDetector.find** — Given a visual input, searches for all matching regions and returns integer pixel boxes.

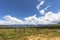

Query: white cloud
[36,0,50,15]
[24,11,60,25]
[24,15,37,25]
[25,11,60,25]
[39,9,45,15]
[36,0,44,10]
[36,0,46,15]
[44,5,50,10]
[0,15,24,25]
[0,11,60,25]
[40,1,44,5]
[40,11,60,24]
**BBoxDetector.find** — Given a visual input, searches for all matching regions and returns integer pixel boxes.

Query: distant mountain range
[0,23,60,27]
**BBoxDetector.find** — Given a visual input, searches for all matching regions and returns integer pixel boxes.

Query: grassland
[0,26,60,40]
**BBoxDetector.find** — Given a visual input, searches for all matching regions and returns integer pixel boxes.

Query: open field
[0,26,60,40]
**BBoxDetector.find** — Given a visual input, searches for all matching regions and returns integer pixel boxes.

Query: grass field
[0,27,60,40]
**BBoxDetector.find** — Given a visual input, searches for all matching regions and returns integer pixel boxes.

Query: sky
[0,0,38,19]
[0,0,60,25]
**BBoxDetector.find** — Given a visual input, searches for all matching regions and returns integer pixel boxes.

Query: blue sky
[0,0,60,25]
[0,0,38,19]
[0,0,60,19]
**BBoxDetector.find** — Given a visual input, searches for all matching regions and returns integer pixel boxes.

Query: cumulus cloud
[0,11,60,25]
[24,11,60,25]
[0,15,24,25]
[24,15,38,25]
[40,11,60,24]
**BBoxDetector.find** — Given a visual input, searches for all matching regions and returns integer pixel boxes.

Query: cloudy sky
[0,0,60,25]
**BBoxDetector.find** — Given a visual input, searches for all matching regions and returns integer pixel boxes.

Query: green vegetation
[0,26,60,40]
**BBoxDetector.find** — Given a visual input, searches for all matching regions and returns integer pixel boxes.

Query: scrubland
[0,26,60,40]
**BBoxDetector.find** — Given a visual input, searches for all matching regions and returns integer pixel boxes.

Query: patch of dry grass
[0,28,60,40]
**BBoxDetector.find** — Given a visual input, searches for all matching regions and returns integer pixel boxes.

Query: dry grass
[0,28,60,40]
